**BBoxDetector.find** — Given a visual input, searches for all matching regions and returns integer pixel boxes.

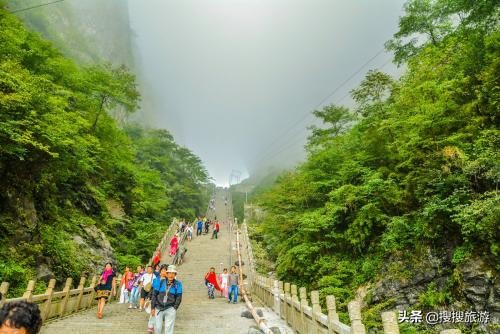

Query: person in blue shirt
[196,218,203,236]
[150,264,182,334]
[153,264,161,278]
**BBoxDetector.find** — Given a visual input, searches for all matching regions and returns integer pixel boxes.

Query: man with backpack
[150,264,182,334]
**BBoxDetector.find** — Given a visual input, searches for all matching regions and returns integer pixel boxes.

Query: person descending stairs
[40,189,257,334]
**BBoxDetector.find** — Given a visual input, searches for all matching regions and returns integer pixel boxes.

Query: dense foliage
[250,0,498,331]
[0,7,210,296]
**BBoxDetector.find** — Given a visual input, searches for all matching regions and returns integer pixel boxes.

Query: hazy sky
[128,0,405,185]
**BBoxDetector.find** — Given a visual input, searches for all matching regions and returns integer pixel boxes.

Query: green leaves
[453,191,500,257]
[307,105,354,152]
[249,0,499,321]
[385,0,499,65]
[0,7,210,294]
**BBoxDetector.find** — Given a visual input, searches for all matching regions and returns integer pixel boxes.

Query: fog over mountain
[127,0,405,185]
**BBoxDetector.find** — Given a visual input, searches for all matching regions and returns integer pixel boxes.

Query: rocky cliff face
[8,0,134,67]
[35,228,116,283]
[459,258,499,327]
[368,249,498,332]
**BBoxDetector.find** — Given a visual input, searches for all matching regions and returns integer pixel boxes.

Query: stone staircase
[41,189,257,333]
[171,189,256,333]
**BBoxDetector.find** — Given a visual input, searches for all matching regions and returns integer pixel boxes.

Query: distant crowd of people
[185,216,221,239]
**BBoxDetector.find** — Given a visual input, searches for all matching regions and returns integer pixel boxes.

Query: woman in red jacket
[204,267,221,299]
[169,234,179,256]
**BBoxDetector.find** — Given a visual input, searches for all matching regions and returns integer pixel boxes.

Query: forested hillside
[248,1,499,333]
[0,4,210,297]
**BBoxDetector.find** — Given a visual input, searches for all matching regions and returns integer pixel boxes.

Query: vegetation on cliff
[247,1,499,332]
[0,5,210,296]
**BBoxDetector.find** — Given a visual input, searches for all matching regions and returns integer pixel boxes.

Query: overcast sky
[127,0,405,186]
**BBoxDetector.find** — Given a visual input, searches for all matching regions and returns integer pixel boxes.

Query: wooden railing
[0,219,178,323]
[0,274,121,322]
[236,224,273,333]
[242,223,463,334]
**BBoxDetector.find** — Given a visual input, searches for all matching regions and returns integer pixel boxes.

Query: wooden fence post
[88,275,97,307]
[59,278,73,317]
[279,281,284,319]
[348,301,366,334]
[0,282,9,308]
[257,276,262,299]
[311,291,321,333]
[22,280,36,302]
[75,276,86,311]
[273,280,280,315]
[382,311,399,334]
[284,283,291,324]
[59,277,73,317]
[291,285,298,328]
[327,294,340,333]
[111,274,122,302]
[267,277,274,306]
[299,287,308,334]
[41,279,56,321]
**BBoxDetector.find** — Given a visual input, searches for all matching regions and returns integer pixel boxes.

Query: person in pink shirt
[169,234,179,256]
[219,268,229,298]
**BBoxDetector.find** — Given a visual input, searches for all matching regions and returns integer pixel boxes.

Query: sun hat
[166,265,177,273]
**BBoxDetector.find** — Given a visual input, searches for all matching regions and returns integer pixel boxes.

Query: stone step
[41,190,283,333]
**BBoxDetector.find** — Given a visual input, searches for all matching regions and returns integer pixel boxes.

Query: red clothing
[153,252,161,266]
[215,223,220,232]
[120,270,133,287]
[204,272,221,291]
[170,235,179,255]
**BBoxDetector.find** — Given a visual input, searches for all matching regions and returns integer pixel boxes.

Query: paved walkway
[41,189,257,333]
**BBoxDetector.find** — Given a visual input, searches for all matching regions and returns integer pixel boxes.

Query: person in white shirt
[219,268,229,298]
[187,224,194,241]
[139,265,155,311]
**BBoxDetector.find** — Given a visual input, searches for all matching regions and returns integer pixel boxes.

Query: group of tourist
[94,261,182,334]
[91,216,226,333]
[204,265,240,303]
[0,212,230,334]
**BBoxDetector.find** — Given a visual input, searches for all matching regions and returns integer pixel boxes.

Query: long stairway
[41,189,256,333]
[169,189,256,333]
